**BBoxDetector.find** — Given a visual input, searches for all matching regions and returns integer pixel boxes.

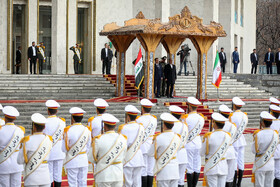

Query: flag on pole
[212,51,222,88]
[135,48,144,90]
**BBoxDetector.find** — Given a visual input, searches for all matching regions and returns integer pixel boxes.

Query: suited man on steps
[264,48,274,74]
[219,47,227,73]
[101,43,113,75]
[250,49,258,74]
[15,46,21,74]
[164,59,177,98]
[28,41,38,74]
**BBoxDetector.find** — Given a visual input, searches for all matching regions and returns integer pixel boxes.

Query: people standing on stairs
[275,48,280,74]
[251,111,278,187]
[169,105,189,187]
[231,97,248,187]
[232,47,240,74]
[18,113,52,187]
[181,97,205,187]
[268,105,280,186]
[177,44,191,76]
[70,44,82,74]
[15,46,21,74]
[154,58,163,98]
[250,49,258,74]
[101,43,113,75]
[118,105,144,187]
[164,58,177,98]
[159,56,167,97]
[0,106,25,187]
[264,48,274,75]
[37,42,46,74]
[219,47,227,73]
[201,113,231,187]
[62,107,92,187]
[28,41,38,74]
[43,100,66,187]
[136,99,157,187]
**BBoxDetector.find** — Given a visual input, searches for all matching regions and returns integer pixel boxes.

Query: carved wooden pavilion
[100,6,226,99]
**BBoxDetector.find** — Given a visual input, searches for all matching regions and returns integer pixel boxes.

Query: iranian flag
[134,48,144,90]
[212,51,222,88]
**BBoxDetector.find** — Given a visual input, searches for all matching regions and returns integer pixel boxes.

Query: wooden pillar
[189,36,217,100]
[161,36,185,65]
[137,34,162,99]
[108,35,135,97]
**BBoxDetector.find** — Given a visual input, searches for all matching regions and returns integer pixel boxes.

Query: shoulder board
[153,133,161,140]
[199,113,205,118]
[203,132,212,138]
[139,123,144,126]
[117,124,125,133]
[253,129,261,136]
[274,130,279,134]
[47,135,53,142]
[60,117,66,122]
[87,126,92,132]
[225,131,231,137]
[244,112,248,116]
[232,122,237,127]
[136,116,140,120]
[64,126,71,133]
[88,116,95,122]
[181,114,188,119]
[21,136,30,143]
[121,134,127,140]
[93,134,102,140]
[152,115,157,119]
[18,126,25,134]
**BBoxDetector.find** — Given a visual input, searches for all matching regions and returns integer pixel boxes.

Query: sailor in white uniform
[43,100,66,187]
[251,111,278,187]
[89,113,127,187]
[88,98,109,138]
[231,97,248,187]
[270,97,280,107]
[181,97,204,187]
[201,113,231,187]
[18,113,53,187]
[0,106,25,187]
[136,99,157,187]
[169,105,188,187]
[269,105,280,186]
[0,104,5,126]
[118,105,144,187]
[148,112,181,187]
[62,107,92,187]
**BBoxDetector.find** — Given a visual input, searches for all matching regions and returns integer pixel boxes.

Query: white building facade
[0,0,256,75]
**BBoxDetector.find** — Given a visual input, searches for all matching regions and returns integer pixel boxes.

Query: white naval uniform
[148,131,180,187]
[251,128,276,187]
[43,115,65,183]
[88,114,103,138]
[223,121,237,182]
[62,123,92,187]
[118,121,145,187]
[0,118,5,126]
[231,110,247,170]
[172,120,188,185]
[17,133,52,187]
[136,113,157,176]
[271,119,280,180]
[0,123,24,187]
[182,112,204,174]
[88,131,127,187]
[201,130,229,187]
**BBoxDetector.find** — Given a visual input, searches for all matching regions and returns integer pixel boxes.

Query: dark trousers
[233,62,238,73]
[166,82,174,97]
[154,78,161,97]
[266,62,272,74]
[16,62,20,74]
[276,62,280,74]
[74,60,79,74]
[39,59,44,74]
[30,57,37,74]
[178,61,187,75]
[161,79,166,96]
[102,59,111,74]
[221,63,225,73]
[251,63,257,74]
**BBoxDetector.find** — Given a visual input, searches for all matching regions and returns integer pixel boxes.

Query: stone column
[52,0,67,74]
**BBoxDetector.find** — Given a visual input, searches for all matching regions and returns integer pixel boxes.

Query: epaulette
[139,123,144,126]
[232,122,237,127]
[152,115,157,119]
[21,136,30,143]
[136,116,140,120]
[244,112,248,116]
[199,113,205,118]
[121,134,128,140]
[181,114,188,119]
[225,131,231,137]
[153,133,161,140]
[47,135,53,142]
[64,126,71,133]
[93,134,102,140]
[274,130,279,134]
[253,129,261,136]
[118,124,125,133]
[60,117,66,122]
[87,126,92,132]
[203,132,212,138]
[18,126,25,134]
[88,116,95,123]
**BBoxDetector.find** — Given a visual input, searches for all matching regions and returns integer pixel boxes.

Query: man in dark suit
[101,43,113,74]
[264,48,274,74]
[28,41,38,74]
[164,59,177,98]
[15,46,21,74]
[250,49,258,74]
[232,47,239,73]
[154,58,163,98]
[219,47,227,73]
[70,44,82,74]
[275,48,280,74]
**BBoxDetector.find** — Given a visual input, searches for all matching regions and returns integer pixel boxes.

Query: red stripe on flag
[135,48,142,66]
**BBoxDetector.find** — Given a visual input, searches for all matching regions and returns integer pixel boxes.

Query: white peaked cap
[0,104,3,110]
[160,112,178,123]
[69,107,86,115]
[219,104,233,113]
[140,99,155,107]
[187,97,201,106]
[94,98,109,108]
[270,105,280,113]
[101,113,120,124]
[270,97,280,105]
[169,105,185,113]
[260,111,276,121]
[211,112,229,123]
[125,105,140,114]
[232,97,245,106]
[45,100,60,108]
[3,106,20,117]
[31,113,47,124]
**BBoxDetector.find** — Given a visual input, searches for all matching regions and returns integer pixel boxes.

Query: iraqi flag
[135,48,144,90]
[212,51,222,88]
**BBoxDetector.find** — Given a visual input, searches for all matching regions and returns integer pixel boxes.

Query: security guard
[269,105,280,186]
[118,105,145,187]
[219,104,237,187]
[18,113,53,187]
[169,105,188,187]
[0,106,25,187]
[62,107,91,187]
[231,97,248,187]
[136,99,157,187]
[43,100,66,187]
[89,113,127,187]
[88,98,109,138]
[251,111,278,187]
[148,112,181,187]
[0,104,5,126]
[201,113,231,187]
[181,97,204,187]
